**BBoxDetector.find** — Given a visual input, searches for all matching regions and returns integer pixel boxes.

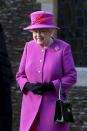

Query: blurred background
[0,0,87,131]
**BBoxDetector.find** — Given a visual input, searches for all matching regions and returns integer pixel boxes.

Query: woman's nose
[37,31,41,35]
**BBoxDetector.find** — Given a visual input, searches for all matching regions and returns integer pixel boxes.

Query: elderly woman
[16,11,77,131]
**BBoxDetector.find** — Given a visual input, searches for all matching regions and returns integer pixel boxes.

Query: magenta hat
[23,11,60,30]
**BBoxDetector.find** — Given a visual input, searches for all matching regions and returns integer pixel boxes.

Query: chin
[37,41,43,45]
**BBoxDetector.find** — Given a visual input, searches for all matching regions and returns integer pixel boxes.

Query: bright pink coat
[16,38,77,131]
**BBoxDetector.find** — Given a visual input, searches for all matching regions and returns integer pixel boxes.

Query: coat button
[38,70,41,73]
[42,49,44,52]
[40,59,42,63]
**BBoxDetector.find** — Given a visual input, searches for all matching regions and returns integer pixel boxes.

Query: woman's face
[31,28,54,46]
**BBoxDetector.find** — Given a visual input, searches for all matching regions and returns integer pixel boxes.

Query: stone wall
[0,1,41,131]
[69,86,87,131]
[0,1,87,131]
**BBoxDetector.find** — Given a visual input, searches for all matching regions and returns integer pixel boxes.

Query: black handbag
[54,81,74,123]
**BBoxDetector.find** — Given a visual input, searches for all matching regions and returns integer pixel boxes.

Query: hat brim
[23,24,60,30]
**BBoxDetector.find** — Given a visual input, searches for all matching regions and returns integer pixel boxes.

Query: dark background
[58,0,87,67]
[0,0,87,131]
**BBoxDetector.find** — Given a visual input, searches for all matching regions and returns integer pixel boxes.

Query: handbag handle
[58,81,67,100]
[58,81,62,100]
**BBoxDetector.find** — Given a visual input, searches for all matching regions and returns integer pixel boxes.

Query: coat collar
[32,38,60,51]
[49,37,60,51]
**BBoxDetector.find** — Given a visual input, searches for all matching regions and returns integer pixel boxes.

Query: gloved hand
[23,82,40,93]
[33,82,55,95]
[23,82,55,95]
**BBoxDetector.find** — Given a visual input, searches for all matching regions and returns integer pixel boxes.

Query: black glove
[33,82,55,95]
[23,82,40,93]
[23,82,55,95]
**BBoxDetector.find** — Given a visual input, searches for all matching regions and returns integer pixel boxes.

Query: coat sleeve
[16,43,28,92]
[52,44,77,94]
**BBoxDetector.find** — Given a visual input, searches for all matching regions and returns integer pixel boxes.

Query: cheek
[32,34,36,40]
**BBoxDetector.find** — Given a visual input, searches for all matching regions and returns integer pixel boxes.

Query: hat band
[31,16,54,25]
